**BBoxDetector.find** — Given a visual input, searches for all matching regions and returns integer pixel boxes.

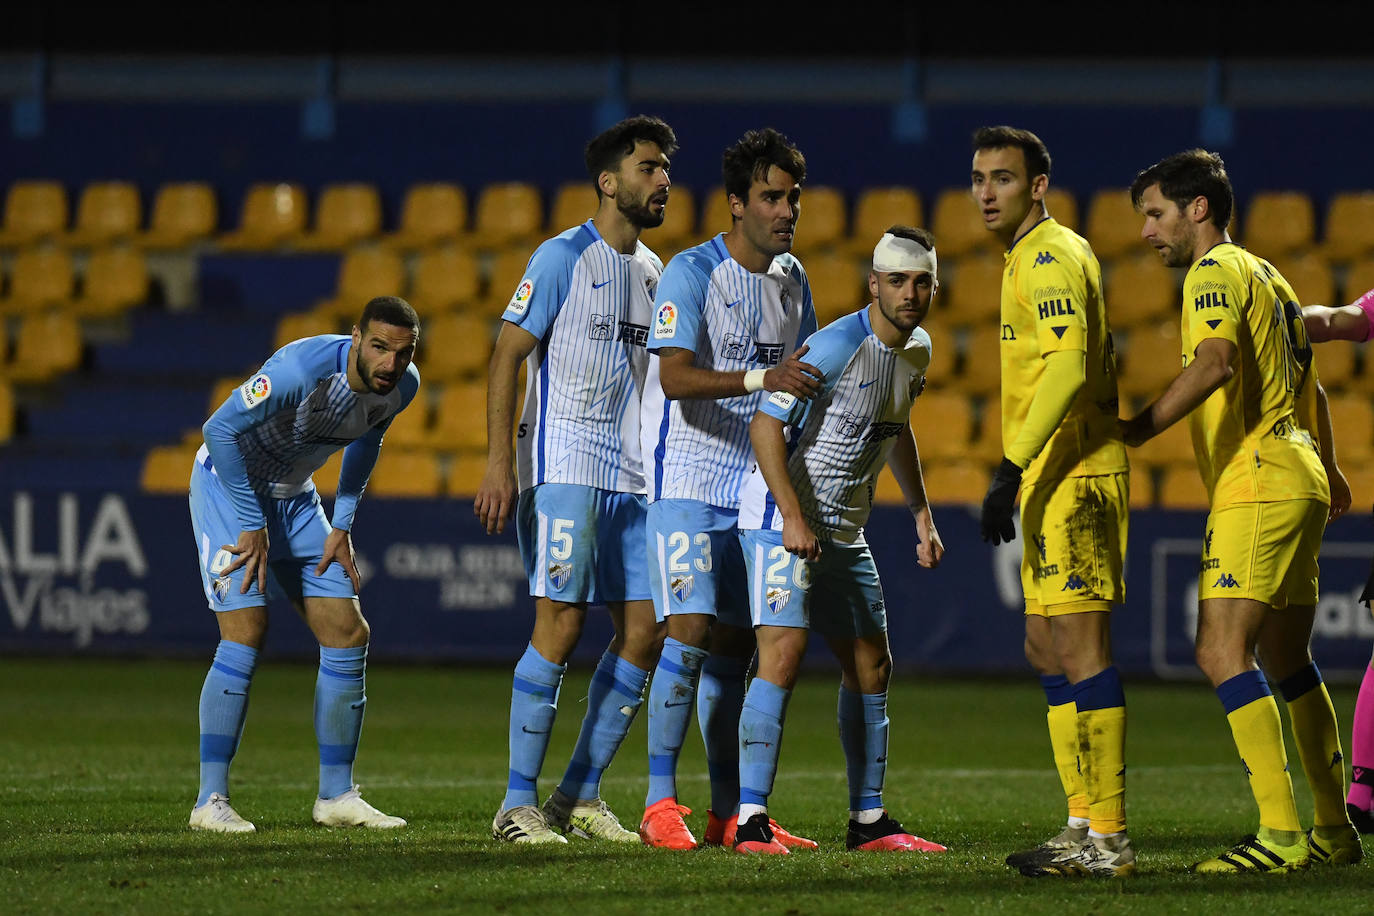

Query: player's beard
[355,350,395,394]
[618,187,667,229]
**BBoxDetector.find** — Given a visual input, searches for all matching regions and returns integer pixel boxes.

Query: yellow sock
[1227,695,1301,833]
[1079,705,1126,835]
[1281,665,1348,828]
[1047,701,1088,820]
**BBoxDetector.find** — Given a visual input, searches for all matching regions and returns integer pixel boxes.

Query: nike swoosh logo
[858,379,876,389]
[592,279,612,289]
[724,299,743,309]
[521,726,550,734]
[743,740,772,748]
[349,700,366,710]
[222,689,247,696]
[664,699,692,708]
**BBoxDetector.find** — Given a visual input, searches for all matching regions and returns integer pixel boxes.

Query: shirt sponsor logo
[618,321,649,347]
[240,374,272,409]
[1036,297,1076,320]
[752,343,784,365]
[654,301,677,339]
[862,421,905,443]
[1194,291,1229,311]
[508,278,534,315]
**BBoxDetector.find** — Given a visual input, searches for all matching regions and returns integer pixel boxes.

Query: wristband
[744,368,767,393]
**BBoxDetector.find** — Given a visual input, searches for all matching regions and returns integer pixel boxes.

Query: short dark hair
[1129,149,1234,229]
[971,126,1052,180]
[584,115,678,197]
[721,127,807,204]
[883,224,935,252]
[359,296,420,334]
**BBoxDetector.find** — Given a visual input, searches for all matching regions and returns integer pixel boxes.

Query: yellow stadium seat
[314,247,408,321]
[1313,340,1357,391]
[1157,467,1210,510]
[470,182,542,251]
[313,450,344,497]
[929,187,991,259]
[382,392,431,449]
[8,308,84,383]
[446,452,490,497]
[274,310,339,352]
[410,244,481,316]
[207,377,243,415]
[700,186,732,237]
[1242,191,1315,257]
[218,183,308,251]
[295,183,382,251]
[140,443,199,494]
[68,246,150,318]
[792,185,846,256]
[0,318,9,365]
[847,187,923,258]
[383,183,468,250]
[366,449,443,497]
[1134,418,1195,469]
[1117,320,1182,401]
[431,380,488,452]
[1085,189,1142,261]
[548,182,599,233]
[421,314,493,382]
[0,180,68,248]
[1274,251,1335,310]
[63,182,142,247]
[0,378,14,443]
[1044,188,1079,232]
[957,329,1003,397]
[911,392,976,462]
[138,182,218,250]
[639,185,696,258]
[922,461,992,507]
[1126,458,1156,508]
[804,252,868,326]
[968,399,1004,465]
[1343,258,1374,305]
[1327,393,1374,463]
[1104,252,1178,328]
[1344,466,1374,509]
[483,247,536,314]
[944,251,1003,327]
[0,246,75,316]
[1322,191,1374,263]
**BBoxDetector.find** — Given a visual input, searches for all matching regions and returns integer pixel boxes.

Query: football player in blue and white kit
[475,116,677,844]
[638,128,822,851]
[188,295,420,833]
[733,227,947,854]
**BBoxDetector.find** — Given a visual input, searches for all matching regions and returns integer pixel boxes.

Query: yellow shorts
[1020,472,1128,617]
[1197,499,1325,608]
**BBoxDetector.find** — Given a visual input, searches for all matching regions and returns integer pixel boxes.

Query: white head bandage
[872,232,937,280]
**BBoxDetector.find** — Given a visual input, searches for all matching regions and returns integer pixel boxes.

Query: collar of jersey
[1006,215,1055,257]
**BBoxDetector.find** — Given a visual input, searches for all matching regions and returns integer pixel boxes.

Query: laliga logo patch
[768,390,796,410]
[240,374,272,409]
[670,573,694,602]
[549,561,573,590]
[654,301,678,339]
[766,585,791,615]
[212,575,232,603]
[508,278,534,315]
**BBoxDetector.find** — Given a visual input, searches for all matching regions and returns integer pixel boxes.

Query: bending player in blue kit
[734,228,947,853]
[188,295,420,832]
[476,116,677,844]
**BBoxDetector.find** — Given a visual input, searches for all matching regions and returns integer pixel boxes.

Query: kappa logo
[240,374,272,409]
[212,574,232,603]
[1033,250,1058,267]
[766,585,791,614]
[671,573,694,602]
[722,333,751,360]
[1061,574,1088,591]
[588,312,615,340]
[654,301,677,339]
[1213,572,1240,589]
[1197,258,1219,268]
[549,562,573,590]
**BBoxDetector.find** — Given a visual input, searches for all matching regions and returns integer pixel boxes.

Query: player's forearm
[1313,380,1340,473]
[749,413,805,521]
[886,424,930,513]
[333,438,381,531]
[1137,340,1235,440]
[1303,302,1372,344]
[660,361,753,400]
[484,348,522,467]
[1004,350,1084,469]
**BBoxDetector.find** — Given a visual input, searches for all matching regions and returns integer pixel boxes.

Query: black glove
[980,457,1023,545]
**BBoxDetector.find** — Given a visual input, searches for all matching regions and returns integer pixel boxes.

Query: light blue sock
[646,637,708,806]
[838,686,888,812]
[315,644,368,800]
[699,654,749,817]
[557,651,649,801]
[197,640,258,807]
[739,677,790,811]
[502,644,565,810]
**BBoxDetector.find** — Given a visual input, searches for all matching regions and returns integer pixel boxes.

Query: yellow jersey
[1180,243,1327,508]
[999,218,1127,486]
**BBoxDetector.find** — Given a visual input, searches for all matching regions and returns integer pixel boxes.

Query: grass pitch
[0,658,1367,914]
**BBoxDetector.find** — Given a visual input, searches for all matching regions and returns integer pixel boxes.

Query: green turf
[0,659,1366,913]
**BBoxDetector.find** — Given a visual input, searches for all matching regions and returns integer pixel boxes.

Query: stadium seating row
[6,179,1374,265]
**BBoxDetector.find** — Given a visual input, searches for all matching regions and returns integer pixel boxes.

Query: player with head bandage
[731,227,947,854]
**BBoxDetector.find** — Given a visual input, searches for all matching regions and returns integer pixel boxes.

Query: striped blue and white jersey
[200,334,421,533]
[641,234,816,507]
[504,220,661,494]
[738,308,931,544]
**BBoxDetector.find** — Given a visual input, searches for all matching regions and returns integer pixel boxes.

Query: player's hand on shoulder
[782,515,821,563]
[764,344,824,400]
[223,527,270,594]
[474,465,517,535]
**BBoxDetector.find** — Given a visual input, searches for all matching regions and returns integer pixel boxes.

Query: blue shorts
[189,460,355,612]
[739,529,887,638]
[516,483,649,603]
[646,499,750,627]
